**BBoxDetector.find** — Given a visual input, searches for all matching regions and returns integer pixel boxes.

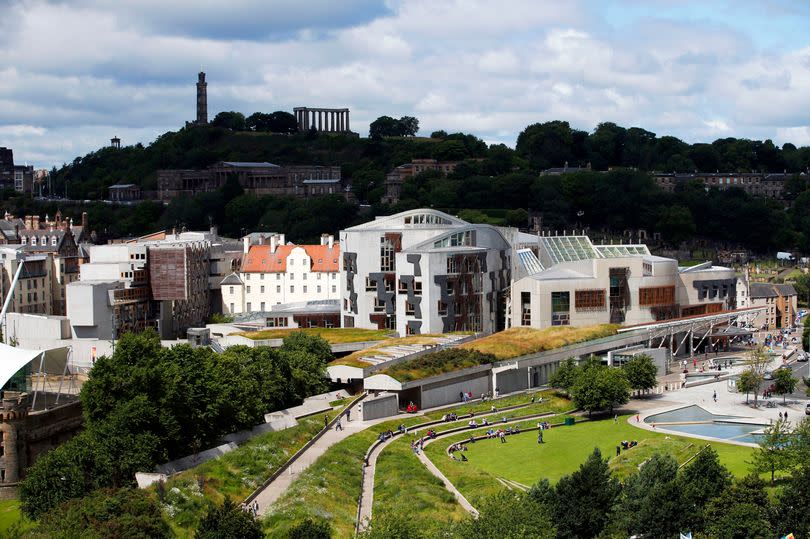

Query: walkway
[254,397,389,516]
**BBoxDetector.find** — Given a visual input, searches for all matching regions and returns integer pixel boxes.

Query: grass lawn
[158,410,333,537]
[459,325,619,360]
[427,415,755,505]
[238,327,393,343]
[0,500,32,535]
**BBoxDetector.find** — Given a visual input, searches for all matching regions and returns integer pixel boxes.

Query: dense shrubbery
[19,330,331,519]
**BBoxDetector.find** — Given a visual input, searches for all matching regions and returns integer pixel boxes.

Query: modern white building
[511,236,739,329]
[221,233,340,316]
[340,209,513,335]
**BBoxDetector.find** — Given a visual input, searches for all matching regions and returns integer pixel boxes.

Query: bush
[381,349,497,381]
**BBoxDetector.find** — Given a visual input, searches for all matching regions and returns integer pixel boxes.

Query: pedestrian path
[254,397,389,516]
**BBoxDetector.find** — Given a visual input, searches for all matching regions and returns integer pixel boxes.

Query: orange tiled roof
[241,243,340,273]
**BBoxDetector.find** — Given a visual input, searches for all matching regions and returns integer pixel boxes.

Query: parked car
[798,352,808,362]
[763,370,774,380]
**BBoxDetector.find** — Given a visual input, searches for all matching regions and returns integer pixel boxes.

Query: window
[446,281,454,295]
[266,316,286,327]
[290,273,294,280]
[446,256,458,274]
[30,237,36,246]
[230,303,234,312]
[373,298,386,313]
[438,301,448,315]
[366,277,378,291]
[551,292,570,326]
[317,285,322,293]
[246,274,250,280]
[260,273,265,280]
[398,279,409,293]
[246,286,251,293]
[521,291,531,326]
[290,259,294,265]
[290,285,294,293]
[229,287,234,294]
[575,289,606,311]
[405,301,415,315]
[247,302,252,311]
[384,278,395,293]
[303,286,308,293]
[260,286,265,293]
[317,273,322,280]
[276,286,281,293]
[414,280,422,296]
[276,273,281,280]
[332,285,336,293]
[639,286,675,307]
[380,237,395,271]
[260,302,265,311]
[51,236,57,246]
[344,315,355,328]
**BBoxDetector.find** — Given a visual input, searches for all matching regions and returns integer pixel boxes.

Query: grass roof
[237,327,393,344]
[458,324,620,360]
[328,334,465,369]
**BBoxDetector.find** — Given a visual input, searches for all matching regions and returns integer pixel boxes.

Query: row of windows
[20,236,58,246]
[244,272,337,280]
[235,285,337,295]
[639,286,675,307]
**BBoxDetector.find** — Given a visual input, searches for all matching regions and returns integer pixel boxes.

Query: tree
[369,116,417,139]
[656,205,696,246]
[34,487,172,539]
[570,363,630,415]
[548,357,580,391]
[358,507,427,539]
[677,447,732,533]
[616,453,683,538]
[398,116,419,136]
[515,120,576,170]
[773,366,798,403]
[551,448,621,538]
[774,465,810,539]
[212,111,247,131]
[453,491,555,538]
[288,517,333,538]
[622,353,658,393]
[753,417,793,483]
[741,345,770,406]
[705,475,772,538]
[196,497,263,539]
[737,369,758,404]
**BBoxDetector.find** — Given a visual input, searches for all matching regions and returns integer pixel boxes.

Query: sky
[3,0,810,168]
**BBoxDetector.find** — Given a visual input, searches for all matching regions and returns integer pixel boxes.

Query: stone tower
[196,72,208,125]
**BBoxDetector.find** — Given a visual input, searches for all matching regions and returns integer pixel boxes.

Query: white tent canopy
[0,343,69,390]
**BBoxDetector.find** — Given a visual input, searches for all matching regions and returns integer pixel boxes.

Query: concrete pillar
[330,111,335,132]
[340,112,345,132]
[345,110,350,132]
[318,111,322,131]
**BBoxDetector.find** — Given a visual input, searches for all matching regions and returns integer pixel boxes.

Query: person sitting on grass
[461,452,468,461]
[513,425,520,434]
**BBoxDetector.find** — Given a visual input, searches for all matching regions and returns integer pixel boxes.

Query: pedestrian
[778,411,783,420]
[712,390,717,403]
[346,409,351,422]
[538,431,544,443]
[616,445,621,456]
[784,411,788,421]
[613,414,618,423]
[336,419,343,431]
[635,414,640,423]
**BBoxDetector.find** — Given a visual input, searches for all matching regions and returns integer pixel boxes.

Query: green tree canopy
[622,353,658,392]
[212,111,247,131]
[570,362,631,415]
[196,497,263,539]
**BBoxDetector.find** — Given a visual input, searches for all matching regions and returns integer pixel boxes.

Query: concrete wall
[420,371,490,409]
[361,392,398,420]
[494,367,528,394]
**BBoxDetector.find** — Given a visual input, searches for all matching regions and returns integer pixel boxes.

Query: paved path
[416,449,478,516]
[254,398,388,516]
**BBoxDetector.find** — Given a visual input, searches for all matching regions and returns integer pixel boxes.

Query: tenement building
[220,232,340,317]
[654,171,794,200]
[510,237,738,328]
[340,209,513,335]
[157,161,344,201]
[382,159,461,204]
[748,283,798,329]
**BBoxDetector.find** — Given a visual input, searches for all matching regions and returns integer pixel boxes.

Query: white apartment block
[511,237,739,329]
[340,209,512,335]
[221,233,340,315]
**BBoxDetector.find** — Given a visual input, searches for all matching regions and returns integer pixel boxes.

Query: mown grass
[0,500,33,535]
[328,334,455,368]
[239,327,393,343]
[157,411,331,537]
[426,415,755,506]
[264,391,571,537]
[459,324,619,360]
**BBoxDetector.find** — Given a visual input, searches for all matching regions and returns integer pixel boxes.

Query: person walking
[346,409,351,422]
[324,414,329,427]
[538,430,544,444]
[712,390,717,403]
[335,419,343,431]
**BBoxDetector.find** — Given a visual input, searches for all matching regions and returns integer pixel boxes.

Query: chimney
[278,234,285,246]
[81,211,88,230]
[320,233,329,246]
[258,235,265,245]
[328,234,334,249]
[270,234,278,254]
[25,216,32,230]
[32,216,39,230]
[243,236,250,254]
